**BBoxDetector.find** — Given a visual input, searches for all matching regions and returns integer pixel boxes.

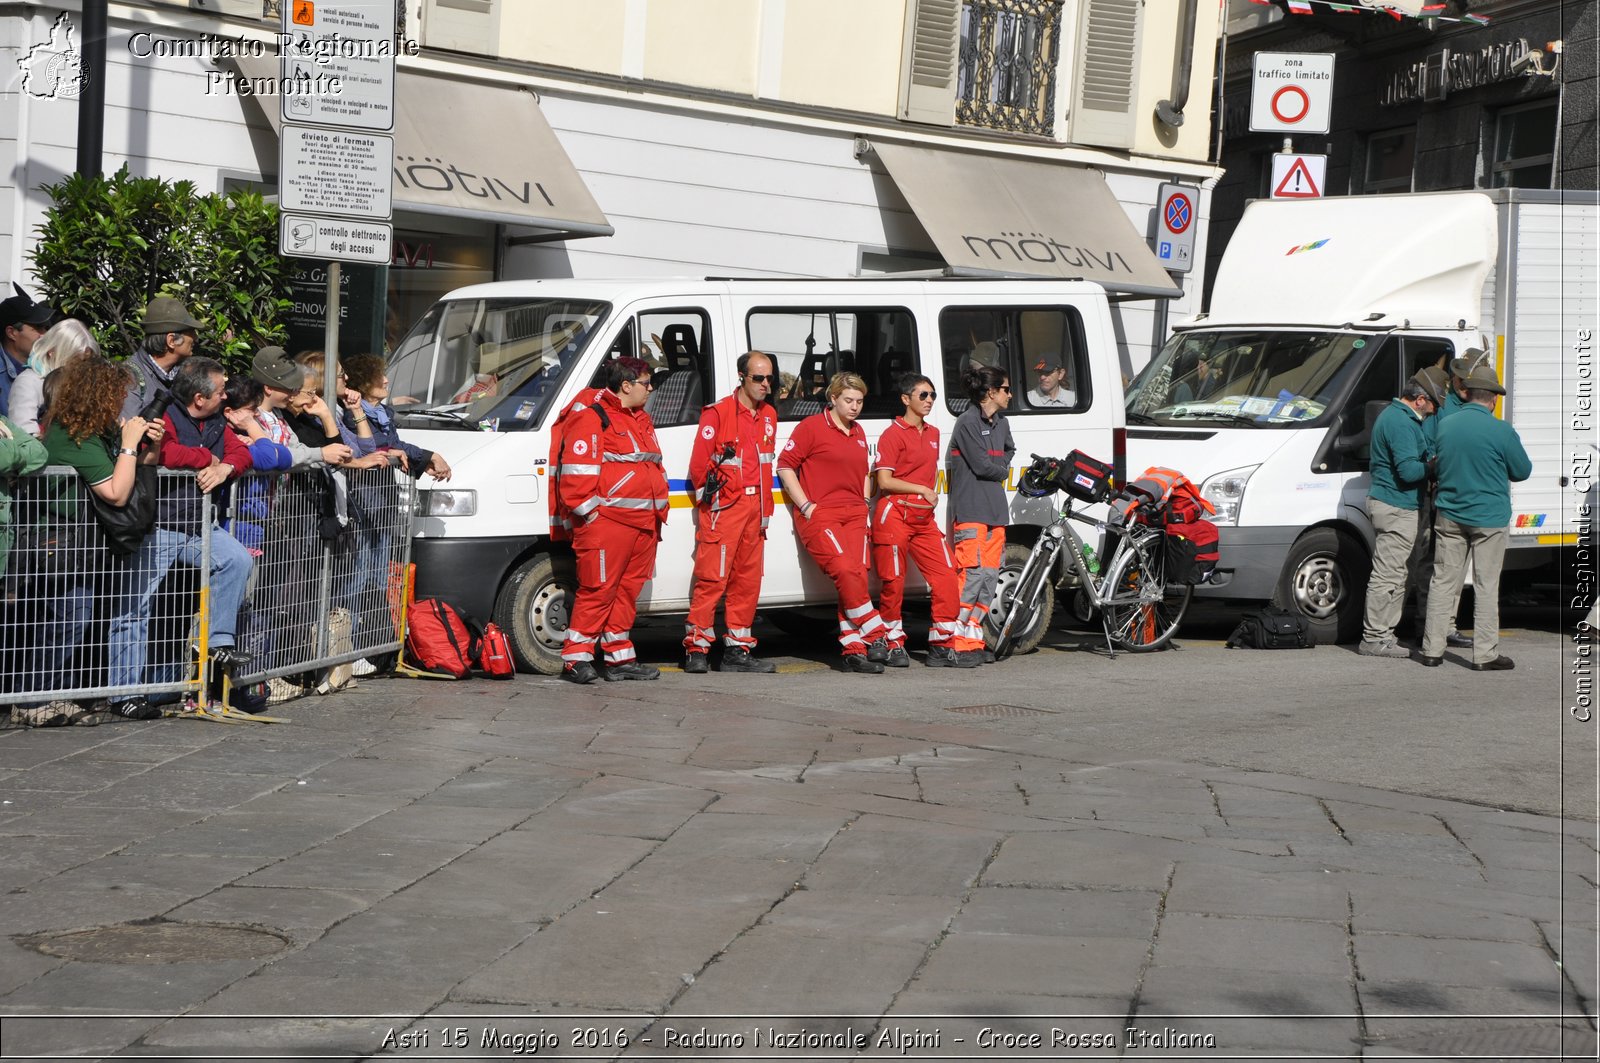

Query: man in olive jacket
[1419,363,1532,671]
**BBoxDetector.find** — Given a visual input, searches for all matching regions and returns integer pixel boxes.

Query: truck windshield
[1126,329,1370,427]
[387,296,611,431]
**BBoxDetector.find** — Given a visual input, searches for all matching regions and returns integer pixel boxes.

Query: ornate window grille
[955,0,1064,136]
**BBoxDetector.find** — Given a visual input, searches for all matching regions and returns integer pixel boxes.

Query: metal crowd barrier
[0,463,414,714]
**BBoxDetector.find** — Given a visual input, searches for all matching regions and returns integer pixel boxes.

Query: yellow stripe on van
[1536,533,1578,546]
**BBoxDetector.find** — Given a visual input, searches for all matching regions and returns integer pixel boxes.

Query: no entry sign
[1250,52,1334,135]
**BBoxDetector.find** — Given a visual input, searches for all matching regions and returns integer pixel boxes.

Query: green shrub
[30,166,291,372]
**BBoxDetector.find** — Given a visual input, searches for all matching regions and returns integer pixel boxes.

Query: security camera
[1510,50,1542,75]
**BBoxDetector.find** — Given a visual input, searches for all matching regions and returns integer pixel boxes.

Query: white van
[1125,189,1596,643]
[389,278,1131,672]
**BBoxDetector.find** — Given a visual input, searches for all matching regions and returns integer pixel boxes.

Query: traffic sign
[1153,182,1199,273]
[1250,52,1334,134]
[280,1,396,131]
[280,213,393,265]
[279,125,394,220]
[1270,153,1327,199]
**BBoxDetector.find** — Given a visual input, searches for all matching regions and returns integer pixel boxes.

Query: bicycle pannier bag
[405,598,476,679]
[1225,605,1315,649]
[1062,450,1114,503]
[1165,518,1220,584]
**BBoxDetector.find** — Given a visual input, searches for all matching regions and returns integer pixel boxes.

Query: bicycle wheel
[989,539,1057,659]
[1100,529,1191,652]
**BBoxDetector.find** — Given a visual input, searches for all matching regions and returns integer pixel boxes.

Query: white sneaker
[1357,639,1410,659]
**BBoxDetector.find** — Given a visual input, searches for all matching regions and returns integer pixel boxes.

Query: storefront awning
[870,141,1180,298]
[233,56,612,237]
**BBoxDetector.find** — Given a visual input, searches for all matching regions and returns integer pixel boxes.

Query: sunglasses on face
[914,390,937,401]
[995,385,1013,393]
[745,374,774,384]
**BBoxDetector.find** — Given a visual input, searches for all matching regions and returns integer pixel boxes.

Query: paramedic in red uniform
[683,351,780,674]
[776,372,892,674]
[557,357,670,684]
[872,373,974,669]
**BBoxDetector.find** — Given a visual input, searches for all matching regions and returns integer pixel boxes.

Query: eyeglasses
[746,374,774,384]
[995,385,1013,393]
[630,378,654,390]
[914,390,937,401]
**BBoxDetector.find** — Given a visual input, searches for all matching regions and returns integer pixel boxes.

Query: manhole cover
[18,922,291,964]
[946,704,1057,717]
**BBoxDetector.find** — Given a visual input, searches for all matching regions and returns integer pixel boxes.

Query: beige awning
[871,141,1180,298]
[234,56,611,237]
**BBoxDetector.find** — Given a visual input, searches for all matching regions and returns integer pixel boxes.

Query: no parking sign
[1153,182,1198,273]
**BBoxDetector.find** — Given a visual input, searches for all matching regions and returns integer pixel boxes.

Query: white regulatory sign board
[1250,52,1334,135]
[280,125,394,220]
[1153,182,1199,274]
[280,213,393,265]
[281,0,396,131]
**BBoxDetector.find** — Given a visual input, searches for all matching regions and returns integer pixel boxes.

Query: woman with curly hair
[16,356,165,724]
[9,318,98,436]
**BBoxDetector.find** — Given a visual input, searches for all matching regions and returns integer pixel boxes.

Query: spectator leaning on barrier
[106,357,255,719]
[121,296,203,421]
[0,284,55,414]
[1358,371,1439,659]
[249,346,348,469]
[0,412,48,581]
[36,356,165,722]
[1419,363,1532,672]
[9,317,94,437]
[341,353,450,481]
[221,375,292,556]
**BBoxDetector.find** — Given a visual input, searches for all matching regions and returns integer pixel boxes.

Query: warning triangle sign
[1274,156,1322,199]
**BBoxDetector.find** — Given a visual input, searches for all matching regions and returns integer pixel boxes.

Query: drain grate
[18,921,291,964]
[946,703,1057,717]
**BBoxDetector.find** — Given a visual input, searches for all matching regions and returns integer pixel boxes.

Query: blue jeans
[107,525,253,694]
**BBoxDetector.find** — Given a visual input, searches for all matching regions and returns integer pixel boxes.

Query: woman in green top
[18,357,163,725]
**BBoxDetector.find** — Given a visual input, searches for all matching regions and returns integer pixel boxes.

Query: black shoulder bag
[88,462,159,556]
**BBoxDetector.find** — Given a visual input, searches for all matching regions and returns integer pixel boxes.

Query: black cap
[0,283,54,332]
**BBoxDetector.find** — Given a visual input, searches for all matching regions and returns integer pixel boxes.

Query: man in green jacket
[1419,363,1532,670]
[1360,372,1439,657]
[0,413,48,578]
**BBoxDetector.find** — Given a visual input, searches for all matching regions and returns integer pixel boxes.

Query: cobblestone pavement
[0,629,1594,1061]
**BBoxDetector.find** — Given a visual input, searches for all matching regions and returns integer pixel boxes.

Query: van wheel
[987,541,1055,656]
[1272,527,1369,645]
[494,552,577,675]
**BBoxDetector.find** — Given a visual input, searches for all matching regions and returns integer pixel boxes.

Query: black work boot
[683,653,709,674]
[720,647,776,673]
[603,662,661,682]
[562,661,600,685]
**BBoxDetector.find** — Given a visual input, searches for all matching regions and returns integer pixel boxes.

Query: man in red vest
[557,357,670,683]
[683,351,780,673]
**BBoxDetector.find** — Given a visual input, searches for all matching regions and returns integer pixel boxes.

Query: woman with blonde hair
[9,318,98,436]
[775,371,891,673]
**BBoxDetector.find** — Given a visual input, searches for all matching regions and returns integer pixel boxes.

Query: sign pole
[324,262,342,399]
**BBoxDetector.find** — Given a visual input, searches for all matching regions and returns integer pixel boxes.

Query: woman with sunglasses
[871,374,974,669]
[776,371,891,674]
[945,363,1015,663]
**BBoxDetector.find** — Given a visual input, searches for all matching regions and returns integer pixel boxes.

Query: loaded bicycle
[986,453,1195,659]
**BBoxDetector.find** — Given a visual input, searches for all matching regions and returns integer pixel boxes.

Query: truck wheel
[494,552,577,675]
[1273,527,1369,645]
[986,541,1055,656]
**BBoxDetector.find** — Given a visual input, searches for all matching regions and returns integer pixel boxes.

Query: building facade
[2,0,1224,374]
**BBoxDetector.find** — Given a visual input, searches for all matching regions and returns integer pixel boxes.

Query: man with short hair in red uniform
[557,357,669,684]
[776,372,891,674]
[683,351,780,674]
[873,373,974,668]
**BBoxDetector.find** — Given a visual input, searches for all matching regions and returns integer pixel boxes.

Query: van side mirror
[1333,399,1388,456]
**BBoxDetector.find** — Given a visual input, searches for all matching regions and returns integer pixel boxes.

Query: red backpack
[478,622,515,679]
[405,598,476,679]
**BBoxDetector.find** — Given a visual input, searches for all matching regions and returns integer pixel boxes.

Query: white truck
[390,278,1132,673]
[1125,188,1597,643]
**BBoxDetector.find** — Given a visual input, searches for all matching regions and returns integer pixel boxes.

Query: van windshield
[1126,329,1370,427]
[388,297,611,431]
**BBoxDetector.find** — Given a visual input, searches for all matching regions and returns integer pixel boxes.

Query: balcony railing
[955,0,1065,136]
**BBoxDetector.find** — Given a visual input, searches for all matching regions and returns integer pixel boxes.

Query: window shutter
[1070,0,1142,149]
[900,0,961,126]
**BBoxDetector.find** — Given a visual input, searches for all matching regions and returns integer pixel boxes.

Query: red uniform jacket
[555,388,669,533]
[688,393,777,529]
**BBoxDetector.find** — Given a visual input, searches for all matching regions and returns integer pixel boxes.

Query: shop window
[746,308,919,422]
[938,306,1089,414]
[1488,99,1557,189]
[387,220,496,353]
[1361,129,1415,194]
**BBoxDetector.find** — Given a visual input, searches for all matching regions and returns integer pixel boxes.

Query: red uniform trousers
[561,515,658,666]
[951,522,1005,652]
[796,504,888,656]
[871,499,959,649]
[684,491,765,653]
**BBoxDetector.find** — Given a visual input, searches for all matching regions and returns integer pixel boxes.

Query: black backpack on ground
[1225,606,1316,649]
